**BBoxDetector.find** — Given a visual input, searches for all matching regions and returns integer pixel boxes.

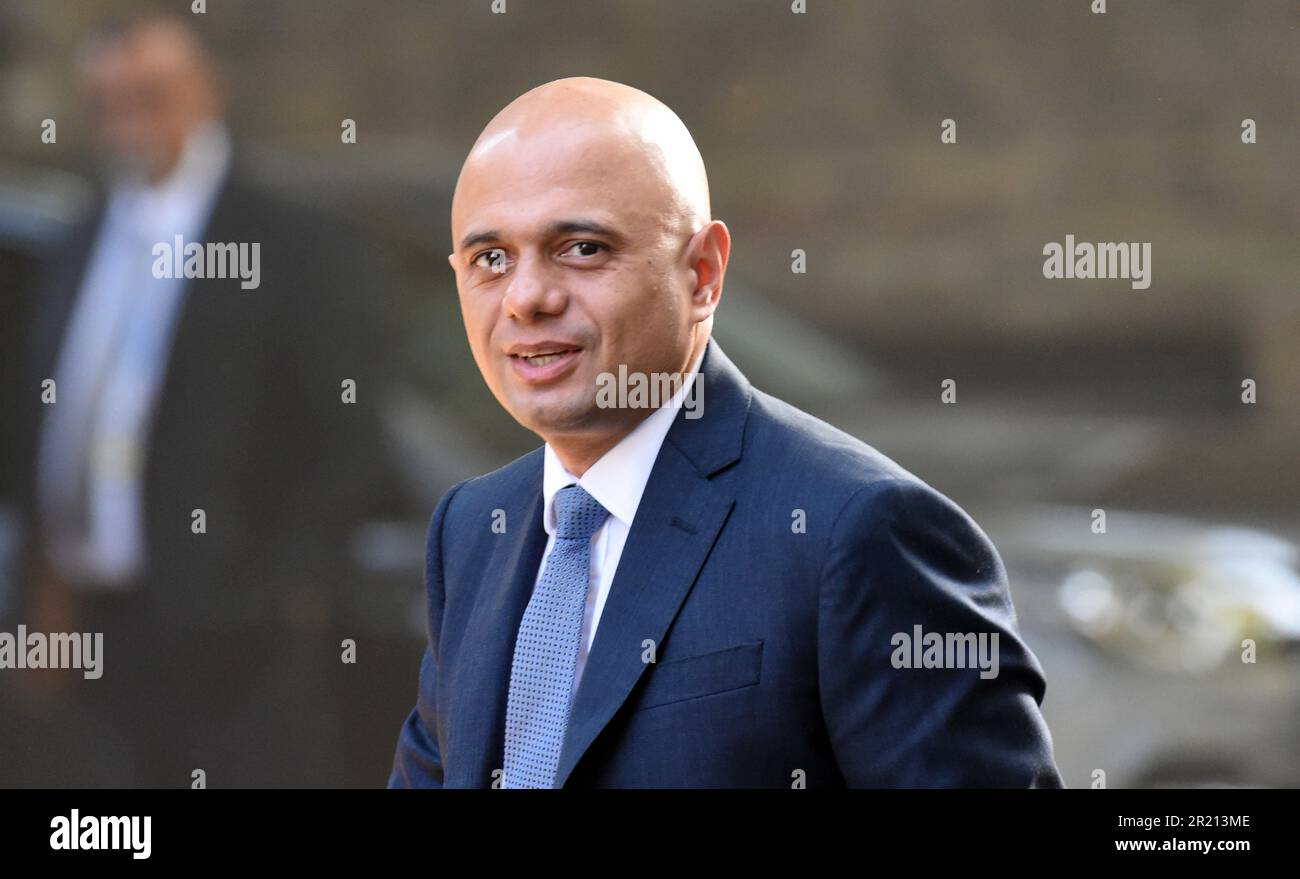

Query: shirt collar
[542,345,706,535]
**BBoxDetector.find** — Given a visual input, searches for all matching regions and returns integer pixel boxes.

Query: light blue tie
[503,484,609,789]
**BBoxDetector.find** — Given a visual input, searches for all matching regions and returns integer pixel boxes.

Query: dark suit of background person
[1,140,406,788]
[390,338,1063,788]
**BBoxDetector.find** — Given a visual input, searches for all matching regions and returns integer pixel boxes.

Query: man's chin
[508,394,597,436]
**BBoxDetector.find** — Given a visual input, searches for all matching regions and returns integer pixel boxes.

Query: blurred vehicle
[992,504,1300,788]
[1013,506,1300,673]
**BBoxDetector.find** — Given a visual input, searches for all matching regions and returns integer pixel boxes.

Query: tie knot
[553,484,609,541]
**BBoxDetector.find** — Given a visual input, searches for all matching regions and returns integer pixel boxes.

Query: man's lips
[507,346,583,384]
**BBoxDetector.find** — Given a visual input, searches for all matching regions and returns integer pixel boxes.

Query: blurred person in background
[2,13,403,787]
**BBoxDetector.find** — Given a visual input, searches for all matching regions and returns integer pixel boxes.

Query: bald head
[453,77,711,244]
[447,77,731,475]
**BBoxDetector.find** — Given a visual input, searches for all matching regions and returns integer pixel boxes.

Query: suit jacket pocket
[634,640,764,711]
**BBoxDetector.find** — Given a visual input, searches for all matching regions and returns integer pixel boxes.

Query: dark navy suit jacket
[389,339,1063,788]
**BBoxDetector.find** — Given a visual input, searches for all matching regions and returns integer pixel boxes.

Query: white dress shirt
[536,346,706,707]
[35,123,231,587]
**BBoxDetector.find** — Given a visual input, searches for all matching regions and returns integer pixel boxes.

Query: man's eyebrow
[546,219,628,244]
[459,229,501,252]
[457,219,627,253]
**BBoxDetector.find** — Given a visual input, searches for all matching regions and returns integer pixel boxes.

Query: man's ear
[447,252,457,272]
[687,220,730,320]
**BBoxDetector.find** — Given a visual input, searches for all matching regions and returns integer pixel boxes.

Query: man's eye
[565,241,605,258]
[473,249,509,273]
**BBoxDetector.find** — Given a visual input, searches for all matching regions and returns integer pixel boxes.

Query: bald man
[389,77,1062,788]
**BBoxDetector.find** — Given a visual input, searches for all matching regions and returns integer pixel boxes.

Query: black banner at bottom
[1,789,1287,864]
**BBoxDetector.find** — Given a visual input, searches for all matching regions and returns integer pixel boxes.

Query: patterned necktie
[503,484,609,789]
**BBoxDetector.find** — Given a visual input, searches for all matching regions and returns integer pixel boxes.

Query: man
[6,16,399,787]
[389,77,1062,788]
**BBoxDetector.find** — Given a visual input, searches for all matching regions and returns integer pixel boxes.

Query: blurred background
[0,0,1296,787]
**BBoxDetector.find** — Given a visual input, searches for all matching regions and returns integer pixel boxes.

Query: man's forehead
[452,130,670,244]
[453,186,659,251]
[462,119,663,190]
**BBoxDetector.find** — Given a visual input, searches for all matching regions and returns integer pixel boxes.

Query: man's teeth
[523,350,571,366]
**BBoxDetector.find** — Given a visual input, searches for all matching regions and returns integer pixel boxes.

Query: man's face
[449,123,698,442]
[81,27,219,183]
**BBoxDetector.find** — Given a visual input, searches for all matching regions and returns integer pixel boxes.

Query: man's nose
[502,253,565,322]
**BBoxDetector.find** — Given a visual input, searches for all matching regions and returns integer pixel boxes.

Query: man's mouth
[506,345,584,383]
[514,349,577,367]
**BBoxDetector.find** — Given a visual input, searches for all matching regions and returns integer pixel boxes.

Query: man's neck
[550,421,644,478]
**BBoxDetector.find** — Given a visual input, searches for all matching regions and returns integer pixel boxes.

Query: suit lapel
[551,338,753,787]
[26,201,104,385]
[553,441,735,787]
[448,462,548,787]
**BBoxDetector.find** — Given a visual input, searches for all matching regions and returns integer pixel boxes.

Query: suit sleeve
[387,479,465,789]
[817,477,1063,788]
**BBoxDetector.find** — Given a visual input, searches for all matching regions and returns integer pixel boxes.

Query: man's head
[78,15,226,184]
[449,77,730,473]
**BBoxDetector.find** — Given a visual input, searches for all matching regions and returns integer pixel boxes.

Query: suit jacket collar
[663,337,752,479]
